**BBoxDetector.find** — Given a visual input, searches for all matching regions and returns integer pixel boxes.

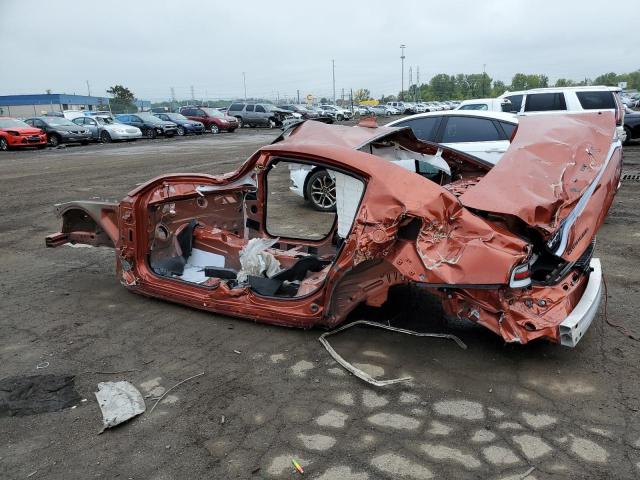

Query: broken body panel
[46,113,622,346]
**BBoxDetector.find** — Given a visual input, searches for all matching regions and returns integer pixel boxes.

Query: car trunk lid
[459,112,622,262]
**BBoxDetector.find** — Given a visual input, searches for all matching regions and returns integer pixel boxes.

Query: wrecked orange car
[46,112,622,346]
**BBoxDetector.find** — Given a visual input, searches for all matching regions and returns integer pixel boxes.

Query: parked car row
[347,100,461,117]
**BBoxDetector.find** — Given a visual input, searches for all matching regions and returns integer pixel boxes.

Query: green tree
[492,80,507,97]
[593,72,619,86]
[510,73,548,90]
[106,84,137,113]
[554,78,576,87]
[429,74,455,100]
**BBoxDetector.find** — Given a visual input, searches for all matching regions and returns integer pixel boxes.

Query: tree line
[375,69,640,102]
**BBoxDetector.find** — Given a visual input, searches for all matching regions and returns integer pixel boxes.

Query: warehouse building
[0,94,111,117]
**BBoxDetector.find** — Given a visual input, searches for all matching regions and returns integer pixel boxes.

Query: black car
[278,105,335,124]
[114,113,178,138]
[280,104,319,119]
[624,111,640,145]
[153,113,205,136]
[24,117,92,147]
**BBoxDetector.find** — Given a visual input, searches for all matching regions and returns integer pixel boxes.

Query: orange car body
[46,112,621,346]
[0,117,46,149]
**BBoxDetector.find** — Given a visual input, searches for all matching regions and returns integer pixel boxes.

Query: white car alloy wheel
[306,170,336,211]
[210,124,219,134]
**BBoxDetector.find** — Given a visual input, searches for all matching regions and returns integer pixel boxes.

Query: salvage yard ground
[1,124,640,479]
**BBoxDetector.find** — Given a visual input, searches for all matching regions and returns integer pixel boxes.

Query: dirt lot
[1,124,639,480]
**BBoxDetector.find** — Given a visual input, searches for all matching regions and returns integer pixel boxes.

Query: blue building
[0,94,111,117]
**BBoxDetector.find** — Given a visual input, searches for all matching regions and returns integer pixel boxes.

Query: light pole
[400,44,406,101]
[242,72,247,101]
[482,63,486,97]
[332,59,336,105]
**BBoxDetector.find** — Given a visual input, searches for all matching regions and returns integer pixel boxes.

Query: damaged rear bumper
[558,258,602,347]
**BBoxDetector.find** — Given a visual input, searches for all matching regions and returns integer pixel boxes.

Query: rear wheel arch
[53,202,119,247]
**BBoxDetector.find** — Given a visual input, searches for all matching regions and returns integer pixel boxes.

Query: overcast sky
[1,0,638,102]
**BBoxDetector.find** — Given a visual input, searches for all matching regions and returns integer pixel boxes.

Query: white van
[499,86,626,141]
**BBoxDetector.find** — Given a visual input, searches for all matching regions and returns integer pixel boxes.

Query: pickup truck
[226,103,292,128]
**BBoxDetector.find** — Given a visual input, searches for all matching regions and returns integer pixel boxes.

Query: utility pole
[170,87,176,111]
[400,44,406,101]
[409,66,413,101]
[350,88,353,111]
[86,80,91,97]
[190,85,195,102]
[242,72,247,101]
[297,89,300,103]
[482,63,486,97]
[332,59,336,105]
[341,88,344,105]
[416,66,420,101]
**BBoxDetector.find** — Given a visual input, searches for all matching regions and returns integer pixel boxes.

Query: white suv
[499,86,626,141]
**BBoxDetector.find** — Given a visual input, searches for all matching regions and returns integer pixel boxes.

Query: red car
[0,117,47,151]
[179,106,238,133]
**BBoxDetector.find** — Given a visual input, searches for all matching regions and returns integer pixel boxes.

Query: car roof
[458,98,502,104]
[386,110,519,126]
[500,85,620,97]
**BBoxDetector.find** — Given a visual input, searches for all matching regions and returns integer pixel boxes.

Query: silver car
[72,115,142,142]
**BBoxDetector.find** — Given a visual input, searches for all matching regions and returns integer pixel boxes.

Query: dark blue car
[154,113,205,136]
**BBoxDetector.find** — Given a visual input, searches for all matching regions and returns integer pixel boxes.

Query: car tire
[267,118,276,129]
[177,126,185,136]
[100,131,112,143]
[305,169,337,212]
[146,128,157,139]
[210,124,219,134]
[624,126,632,146]
[235,117,243,128]
[0,138,8,151]
[48,134,61,147]
[337,114,344,121]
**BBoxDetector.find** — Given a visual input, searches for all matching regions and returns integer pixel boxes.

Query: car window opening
[147,159,365,299]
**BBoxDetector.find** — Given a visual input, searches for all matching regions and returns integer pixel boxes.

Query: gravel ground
[1,122,639,480]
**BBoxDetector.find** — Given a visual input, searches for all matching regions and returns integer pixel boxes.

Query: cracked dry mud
[1,126,639,479]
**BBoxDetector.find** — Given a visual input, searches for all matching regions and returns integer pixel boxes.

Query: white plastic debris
[236,237,282,283]
[95,381,146,431]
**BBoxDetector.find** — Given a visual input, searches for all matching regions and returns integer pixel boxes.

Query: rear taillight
[509,125,518,142]
[509,263,532,288]
[613,93,624,126]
